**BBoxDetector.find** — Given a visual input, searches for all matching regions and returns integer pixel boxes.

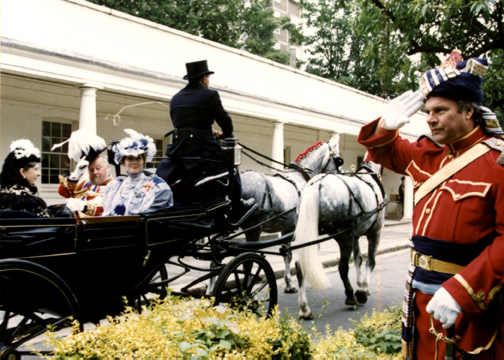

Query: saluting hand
[380,90,425,130]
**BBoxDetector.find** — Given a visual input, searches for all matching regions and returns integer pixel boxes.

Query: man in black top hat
[157,60,254,223]
[170,60,233,139]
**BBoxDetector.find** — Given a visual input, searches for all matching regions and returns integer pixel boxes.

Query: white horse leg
[355,229,381,303]
[281,241,297,293]
[353,236,367,304]
[295,260,313,320]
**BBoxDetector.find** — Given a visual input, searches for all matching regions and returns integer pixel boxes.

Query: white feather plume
[52,129,106,162]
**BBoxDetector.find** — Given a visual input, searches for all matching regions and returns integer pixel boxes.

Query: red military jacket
[58,176,112,216]
[359,120,504,356]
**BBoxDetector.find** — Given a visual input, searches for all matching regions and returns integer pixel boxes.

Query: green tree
[299,0,503,118]
[89,0,304,65]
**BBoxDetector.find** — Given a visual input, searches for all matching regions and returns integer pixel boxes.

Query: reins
[239,142,312,180]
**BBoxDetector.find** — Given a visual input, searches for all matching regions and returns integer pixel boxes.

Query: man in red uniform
[57,130,112,216]
[358,50,504,359]
[58,155,112,216]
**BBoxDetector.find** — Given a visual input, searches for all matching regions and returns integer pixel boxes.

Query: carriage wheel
[128,264,168,312]
[211,253,277,317]
[0,259,79,360]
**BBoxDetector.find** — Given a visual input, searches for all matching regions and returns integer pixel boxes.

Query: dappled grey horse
[292,162,385,319]
[240,134,342,293]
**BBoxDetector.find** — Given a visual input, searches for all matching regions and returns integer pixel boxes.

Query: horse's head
[293,134,343,177]
[324,134,344,174]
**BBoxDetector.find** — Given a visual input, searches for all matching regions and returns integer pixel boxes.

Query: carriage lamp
[221,138,241,166]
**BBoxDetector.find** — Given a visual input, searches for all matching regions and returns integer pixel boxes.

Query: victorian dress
[0,184,49,217]
[101,171,173,216]
[58,175,112,216]
[358,121,504,359]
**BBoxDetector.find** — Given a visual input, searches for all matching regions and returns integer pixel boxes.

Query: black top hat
[183,60,214,80]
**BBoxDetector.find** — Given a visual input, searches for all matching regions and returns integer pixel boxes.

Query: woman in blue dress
[102,129,173,216]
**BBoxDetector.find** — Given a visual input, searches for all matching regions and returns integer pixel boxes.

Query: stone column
[79,84,102,135]
[403,175,414,220]
[272,121,285,170]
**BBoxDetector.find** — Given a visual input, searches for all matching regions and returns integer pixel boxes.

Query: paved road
[277,248,410,332]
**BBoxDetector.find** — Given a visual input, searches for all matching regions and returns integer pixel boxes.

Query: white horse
[240,134,343,293]
[292,161,385,319]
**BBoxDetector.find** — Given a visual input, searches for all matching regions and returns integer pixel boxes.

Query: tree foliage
[88,0,303,65]
[298,0,504,119]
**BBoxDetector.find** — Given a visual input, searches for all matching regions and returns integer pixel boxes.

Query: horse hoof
[345,297,357,306]
[299,313,314,321]
[284,286,298,294]
[355,290,368,304]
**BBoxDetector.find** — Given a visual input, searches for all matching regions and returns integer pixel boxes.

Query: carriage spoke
[0,310,12,340]
[246,265,262,293]
[212,254,277,317]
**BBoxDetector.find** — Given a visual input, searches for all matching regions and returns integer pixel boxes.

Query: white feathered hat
[10,139,41,161]
[112,128,156,165]
[52,129,107,162]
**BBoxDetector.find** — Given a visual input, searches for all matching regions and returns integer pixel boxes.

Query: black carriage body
[0,201,230,323]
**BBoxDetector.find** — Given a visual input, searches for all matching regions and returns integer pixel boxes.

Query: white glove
[426,287,461,329]
[66,198,87,212]
[381,90,425,130]
[68,159,89,182]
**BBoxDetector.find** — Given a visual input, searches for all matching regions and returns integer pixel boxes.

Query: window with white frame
[41,121,72,184]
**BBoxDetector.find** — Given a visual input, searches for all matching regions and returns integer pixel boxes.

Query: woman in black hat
[158,60,253,222]
[0,139,49,217]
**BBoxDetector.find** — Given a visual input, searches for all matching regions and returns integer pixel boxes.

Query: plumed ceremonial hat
[183,60,214,80]
[52,129,107,163]
[112,128,156,165]
[419,50,487,104]
[419,50,503,136]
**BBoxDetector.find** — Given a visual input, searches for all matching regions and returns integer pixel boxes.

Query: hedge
[43,295,402,359]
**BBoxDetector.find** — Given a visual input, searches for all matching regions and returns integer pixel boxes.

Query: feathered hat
[8,139,41,166]
[112,128,156,165]
[419,50,503,135]
[51,129,107,163]
[1,139,41,189]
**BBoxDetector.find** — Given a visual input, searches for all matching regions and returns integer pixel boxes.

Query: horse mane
[295,141,324,163]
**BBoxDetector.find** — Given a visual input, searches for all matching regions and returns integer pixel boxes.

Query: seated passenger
[102,129,173,216]
[57,130,112,216]
[0,139,49,217]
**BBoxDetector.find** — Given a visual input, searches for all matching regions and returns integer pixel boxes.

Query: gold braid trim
[429,317,497,357]
[454,274,502,311]
[428,317,459,360]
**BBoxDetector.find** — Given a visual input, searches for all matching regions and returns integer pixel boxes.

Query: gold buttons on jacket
[425,208,431,214]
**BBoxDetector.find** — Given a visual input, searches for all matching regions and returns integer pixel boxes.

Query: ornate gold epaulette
[417,134,443,147]
[482,137,504,166]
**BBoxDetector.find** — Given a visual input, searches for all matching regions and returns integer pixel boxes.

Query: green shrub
[44,296,402,360]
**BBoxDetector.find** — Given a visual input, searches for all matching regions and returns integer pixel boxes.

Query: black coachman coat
[157,83,234,189]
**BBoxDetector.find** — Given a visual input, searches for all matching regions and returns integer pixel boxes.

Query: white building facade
[0,0,429,218]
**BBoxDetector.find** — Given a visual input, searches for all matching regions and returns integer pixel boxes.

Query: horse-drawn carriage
[0,136,386,359]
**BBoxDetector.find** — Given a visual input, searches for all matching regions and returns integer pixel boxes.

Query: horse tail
[293,181,330,290]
